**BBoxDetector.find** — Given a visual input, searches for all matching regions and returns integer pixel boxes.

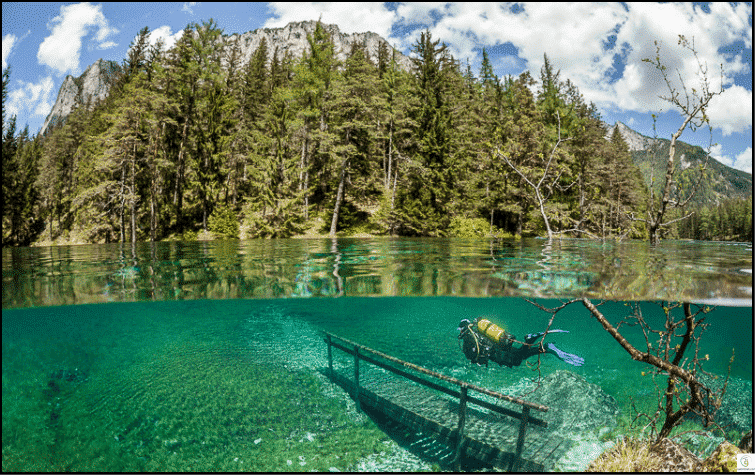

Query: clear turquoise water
[2,239,752,471]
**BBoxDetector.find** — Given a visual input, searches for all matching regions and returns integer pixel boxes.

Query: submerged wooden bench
[323,333,572,471]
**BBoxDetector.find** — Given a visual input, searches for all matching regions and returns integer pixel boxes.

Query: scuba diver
[458,317,584,368]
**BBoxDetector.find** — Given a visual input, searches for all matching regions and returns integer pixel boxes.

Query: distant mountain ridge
[606,121,752,206]
[39,20,410,136]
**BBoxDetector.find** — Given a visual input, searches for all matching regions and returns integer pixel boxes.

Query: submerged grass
[2,339,390,472]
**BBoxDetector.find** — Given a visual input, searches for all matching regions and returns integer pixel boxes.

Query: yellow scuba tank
[476,318,506,344]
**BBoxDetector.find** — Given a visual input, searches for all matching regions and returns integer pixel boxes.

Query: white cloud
[137,26,184,52]
[6,76,55,119]
[706,84,752,136]
[124,25,184,62]
[98,41,117,50]
[182,2,198,15]
[710,144,752,174]
[37,2,118,75]
[378,2,751,135]
[265,2,400,46]
[3,33,17,70]
[733,147,752,174]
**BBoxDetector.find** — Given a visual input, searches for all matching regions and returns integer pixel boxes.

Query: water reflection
[3,238,752,308]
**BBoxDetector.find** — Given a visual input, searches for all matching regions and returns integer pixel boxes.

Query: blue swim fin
[546,342,584,367]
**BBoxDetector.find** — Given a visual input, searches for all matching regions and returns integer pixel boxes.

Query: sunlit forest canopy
[2,20,751,246]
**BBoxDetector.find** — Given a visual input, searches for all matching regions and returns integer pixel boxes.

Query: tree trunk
[299,131,309,220]
[131,142,137,244]
[119,164,126,243]
[330,158,349,237]
[649,115,693,244]
[174,118,189,232]
[386,117,393,192]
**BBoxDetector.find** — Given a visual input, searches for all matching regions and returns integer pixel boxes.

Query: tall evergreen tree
[394,30,455,236]
[292,20,339,220]
[163,23,201,234]
[327,41,382,235]
[190,19,229,231]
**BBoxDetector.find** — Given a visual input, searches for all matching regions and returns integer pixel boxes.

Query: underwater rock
[738,429,752,454]
[588,436,746,472]
[700,441,743,472]
[524,370,619,435]
[696,374,753,435]
[739,430,753,452]
[676,432,726,459]
[650,437,702,471]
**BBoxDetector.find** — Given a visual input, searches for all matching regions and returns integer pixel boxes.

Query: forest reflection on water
[2,238,751,309]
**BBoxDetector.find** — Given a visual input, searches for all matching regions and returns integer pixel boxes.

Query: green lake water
[2,238,752,471]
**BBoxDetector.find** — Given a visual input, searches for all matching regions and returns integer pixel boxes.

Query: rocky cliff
[41,59,120,136]
[222,20,412,71]
[609,121,659,151]
[40,21,410,136]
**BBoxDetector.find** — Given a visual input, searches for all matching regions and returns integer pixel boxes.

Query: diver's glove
[546,342,584,367]
[524,329,568,344]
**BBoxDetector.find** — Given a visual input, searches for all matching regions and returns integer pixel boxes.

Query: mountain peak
[605,121,751,205]
[609,121,658,152]
[40,59,120,136]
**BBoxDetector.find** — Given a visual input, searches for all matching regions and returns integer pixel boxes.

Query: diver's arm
[524,329,568,344]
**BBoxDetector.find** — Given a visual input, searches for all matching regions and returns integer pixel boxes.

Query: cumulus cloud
[148,26,185,51]
[5,76,55,119]
[3,33,18,70]
[377,2,750,134]
[37,2,118,75]
[706,84,752,136]
[265,2,400,46]
[710,143,752,174]
[733,147,752,174]
[125,26,183,56]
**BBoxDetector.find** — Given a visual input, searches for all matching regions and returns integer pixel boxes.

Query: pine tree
[11,130,43,244]
[163,23,201,235]
[479,48,498,93]
[372,49,416,235]
[292,20,339,221]
[327,41,382,235]
[497,72,541,236]
[394,30,455,236]
[190,19,229,231]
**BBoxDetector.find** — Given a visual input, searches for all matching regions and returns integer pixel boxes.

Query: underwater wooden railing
[323,332,549,471]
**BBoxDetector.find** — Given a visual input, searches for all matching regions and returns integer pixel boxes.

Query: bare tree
[519,297,731,442]
[580,298,730,441]
[494,111,579,240]
[636,35,723,244]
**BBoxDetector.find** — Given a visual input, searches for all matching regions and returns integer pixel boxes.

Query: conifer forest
[2,20,752,246]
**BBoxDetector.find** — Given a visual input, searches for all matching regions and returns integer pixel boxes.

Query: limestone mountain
[220,20,412,71]
[606,121,752,206]
[39,20,409,136]
[40,59,121,136]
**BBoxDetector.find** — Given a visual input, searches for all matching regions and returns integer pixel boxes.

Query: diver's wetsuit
[458,319,584,367]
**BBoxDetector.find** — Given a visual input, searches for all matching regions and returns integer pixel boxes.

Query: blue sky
[2,2,752,173]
